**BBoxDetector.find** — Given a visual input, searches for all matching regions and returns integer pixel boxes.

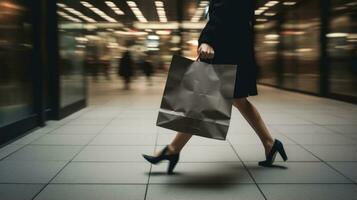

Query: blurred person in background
[100,57,111,81]
[85,54,100,81]
[118,50,134,90]
[84,55,97,80]
[140,55,154,86]
[143,0,288,174]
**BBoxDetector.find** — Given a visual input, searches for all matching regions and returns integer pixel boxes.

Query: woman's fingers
[199,49,214,59]
[207,48,215,59]
[198,43,215,60]
[202,50,214,59]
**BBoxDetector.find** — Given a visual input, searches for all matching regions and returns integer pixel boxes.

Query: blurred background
[0,0,356,144]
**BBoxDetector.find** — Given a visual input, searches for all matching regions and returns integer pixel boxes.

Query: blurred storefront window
[328,0,357,98]
[57,1,87,108]
[255,21,279,86]
[280,0,321,93]
[0,0,34,126]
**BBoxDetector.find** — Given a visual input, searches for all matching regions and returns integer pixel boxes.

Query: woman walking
[142,0,288,174]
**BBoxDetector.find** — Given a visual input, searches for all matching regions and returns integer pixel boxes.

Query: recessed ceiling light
[155,1,167,22]
[264,12,276,16]
[283,2,297,6]
[61,5,96,22]
[105,1,124,15]
[81,1,117,22]
[127,1,148,22]
[58,11,82,22]
[256,18,268,22]
[265,1,279,7]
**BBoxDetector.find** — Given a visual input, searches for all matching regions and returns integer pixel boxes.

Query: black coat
[198,0,258,98]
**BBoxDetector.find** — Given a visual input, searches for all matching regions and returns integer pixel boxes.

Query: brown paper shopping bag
[156,55,237,140]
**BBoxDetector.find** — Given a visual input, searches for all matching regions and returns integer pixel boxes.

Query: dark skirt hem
[233,91,258,99]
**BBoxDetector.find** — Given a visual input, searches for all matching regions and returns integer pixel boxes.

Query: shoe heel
[167,158,179,174]
[278,144,288,161]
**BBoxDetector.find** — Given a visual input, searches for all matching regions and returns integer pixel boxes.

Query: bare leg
[169,132,192,153]
[233,98,274,155]
[155,132,192,155]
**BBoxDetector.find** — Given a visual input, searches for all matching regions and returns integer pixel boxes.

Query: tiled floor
[1,76,357,200]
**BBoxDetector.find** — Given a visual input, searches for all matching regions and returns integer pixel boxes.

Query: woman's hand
[197,43,215,60]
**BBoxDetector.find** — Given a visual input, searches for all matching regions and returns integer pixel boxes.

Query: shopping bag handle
[196,55,213,64]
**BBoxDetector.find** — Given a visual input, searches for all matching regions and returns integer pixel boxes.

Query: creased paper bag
[157,55,237,140]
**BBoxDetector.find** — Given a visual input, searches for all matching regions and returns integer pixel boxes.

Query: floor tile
[260,184,357,200]
[272,125,335,135]
[34,184,146,200]
[0,184,44,200]
[108,119,155,127]
[0,161,67,183]
[149,162,253,184]
[146,184,264,200]
[50,125,105,135]
[246,162,352,183]
[324,125,357,135]
[343,134,357,142]
[67,118,111,125]
[233,144,318,162]
[0,144,24,160]
[328,162,357,182]
[227,127,257,135]
[304,145,357,161]
[299,114,357,125]
[31,135,95,146]
[282,132,356,145]
[260,113,313,125]
[5,145,82,161]
[89,134,156,145]
[12,132,46,145]
[52,162,149,184]
[73,145,155,162]
[227,133,295,145]
[78,111,119,119]
[116,114,157,120]
[99,125,157,134]
[29,127,58,134]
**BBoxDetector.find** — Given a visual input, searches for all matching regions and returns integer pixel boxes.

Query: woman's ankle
[167,144,179,154]
[263,138,275,153]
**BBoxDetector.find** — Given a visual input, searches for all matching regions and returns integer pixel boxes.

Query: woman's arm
[197,0,225,59]
[198,0,225,47]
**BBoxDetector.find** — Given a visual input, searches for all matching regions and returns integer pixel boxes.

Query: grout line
[30,109,122,200]
[0,108,95,199]
[0,109,95,163]
[278,111,357,141]
[275,129,357,184]
[144,127,160,200]
[322,125,357,143]
[227,140,268,200]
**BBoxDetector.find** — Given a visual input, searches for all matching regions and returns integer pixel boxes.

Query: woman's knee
[233,98,249,108]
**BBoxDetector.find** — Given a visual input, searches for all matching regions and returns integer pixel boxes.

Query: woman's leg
[169,132,193,153]
[156,132,192,155]
[233,98,274,155]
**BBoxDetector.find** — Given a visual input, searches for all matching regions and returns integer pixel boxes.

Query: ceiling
[57,0,204,25]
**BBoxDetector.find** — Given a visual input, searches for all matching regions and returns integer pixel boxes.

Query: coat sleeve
[198,0,225,47]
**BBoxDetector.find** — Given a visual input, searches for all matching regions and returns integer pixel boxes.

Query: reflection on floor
[1,75,357,200]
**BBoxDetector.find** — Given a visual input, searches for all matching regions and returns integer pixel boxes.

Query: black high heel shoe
[258,139,288,167]
[142,145,180,174]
